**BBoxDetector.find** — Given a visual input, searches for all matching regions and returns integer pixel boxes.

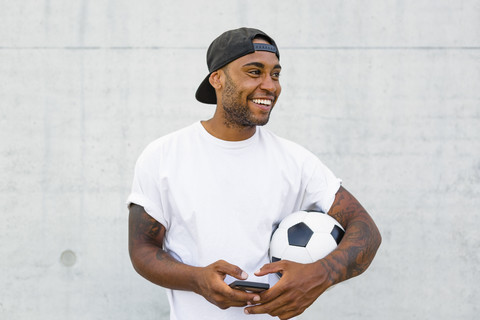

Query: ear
[209,70,223,89]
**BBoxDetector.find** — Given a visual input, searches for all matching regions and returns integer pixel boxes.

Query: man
[128,27,381,320]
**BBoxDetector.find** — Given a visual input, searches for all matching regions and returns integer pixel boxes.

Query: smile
[252,98,273,106]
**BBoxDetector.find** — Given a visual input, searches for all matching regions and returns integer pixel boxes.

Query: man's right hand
[129,205,260,310]
[193,260,261,309]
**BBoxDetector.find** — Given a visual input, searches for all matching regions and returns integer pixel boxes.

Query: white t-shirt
[127,122,341,320]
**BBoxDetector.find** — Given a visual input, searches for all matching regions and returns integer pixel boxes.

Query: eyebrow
[242,62,282,69]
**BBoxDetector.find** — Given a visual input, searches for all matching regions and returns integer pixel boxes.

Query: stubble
[221,71,271,129]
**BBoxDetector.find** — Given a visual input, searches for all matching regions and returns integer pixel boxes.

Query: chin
[251,115,271,126]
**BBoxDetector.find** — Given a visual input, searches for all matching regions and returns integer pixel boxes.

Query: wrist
[190,266,207,295]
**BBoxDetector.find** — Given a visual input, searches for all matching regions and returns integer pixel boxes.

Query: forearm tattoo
[129,205,184,288]
[324,187,381,283]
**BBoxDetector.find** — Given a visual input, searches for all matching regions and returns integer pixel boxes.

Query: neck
[201,118,256,141]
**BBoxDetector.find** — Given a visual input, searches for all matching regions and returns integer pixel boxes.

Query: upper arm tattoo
[328,186,367,228]
[128,204,165,250]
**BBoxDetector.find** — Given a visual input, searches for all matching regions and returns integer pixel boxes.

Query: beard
[221,72,272,128]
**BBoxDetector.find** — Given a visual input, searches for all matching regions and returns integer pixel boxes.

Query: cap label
[253,43,277,54]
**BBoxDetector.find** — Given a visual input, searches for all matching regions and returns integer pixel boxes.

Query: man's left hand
[244,260,332,319]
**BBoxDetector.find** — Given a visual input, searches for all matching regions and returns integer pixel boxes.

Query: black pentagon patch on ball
[331,225,345,245]
[271,256,281,263]
[288,222,313,247]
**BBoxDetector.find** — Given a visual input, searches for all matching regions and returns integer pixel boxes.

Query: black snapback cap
[195,27,280,104]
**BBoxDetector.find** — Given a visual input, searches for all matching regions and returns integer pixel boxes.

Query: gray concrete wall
[1,1,479,319]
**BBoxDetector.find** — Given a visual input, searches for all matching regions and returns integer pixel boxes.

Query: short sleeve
[126,144,168,228]
[300,157,342,213]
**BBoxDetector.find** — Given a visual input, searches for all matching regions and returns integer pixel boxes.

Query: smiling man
[127,28,381,320]
[200,35,282,140]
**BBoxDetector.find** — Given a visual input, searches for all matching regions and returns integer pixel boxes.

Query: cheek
[275,84,282,99]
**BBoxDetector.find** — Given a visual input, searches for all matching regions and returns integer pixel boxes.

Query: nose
[260,74,277,93]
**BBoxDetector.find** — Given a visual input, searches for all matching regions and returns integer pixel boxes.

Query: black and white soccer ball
[269,211,345,264]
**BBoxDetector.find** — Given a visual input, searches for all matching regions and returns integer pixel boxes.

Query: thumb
[254,261,284,277]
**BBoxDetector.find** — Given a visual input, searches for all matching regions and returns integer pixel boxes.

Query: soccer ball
[269,211,345,264]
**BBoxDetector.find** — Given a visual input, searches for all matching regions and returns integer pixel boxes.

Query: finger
[256,281,284,305]
[244,293,298,318]
[228,287,261,304]
[209,282,260,309]
[215,276,259,302]
[218,283,261,307]
[216,260,248,280]
[244,297,284,316]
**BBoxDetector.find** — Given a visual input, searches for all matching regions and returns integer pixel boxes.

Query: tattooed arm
[246,186,381,319]
[128,203,261,309]
[322,186,382,282]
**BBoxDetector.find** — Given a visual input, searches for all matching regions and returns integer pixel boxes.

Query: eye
[248,69,261,76]
[272,71,281,79]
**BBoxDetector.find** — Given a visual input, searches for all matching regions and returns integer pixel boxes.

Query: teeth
[253,99,272,106]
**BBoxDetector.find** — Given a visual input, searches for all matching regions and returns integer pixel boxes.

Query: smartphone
[229,280,270,293]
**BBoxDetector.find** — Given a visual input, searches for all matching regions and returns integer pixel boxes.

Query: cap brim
[195,74,217,104]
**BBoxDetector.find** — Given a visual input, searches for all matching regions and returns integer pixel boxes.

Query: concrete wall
[1,0,479,319]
